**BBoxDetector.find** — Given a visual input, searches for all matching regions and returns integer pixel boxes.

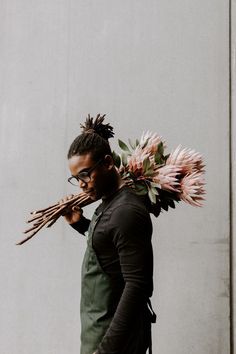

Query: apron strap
[147,298,156,323]
[147,298,156,354]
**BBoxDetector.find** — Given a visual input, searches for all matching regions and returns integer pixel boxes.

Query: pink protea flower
[179,171,206,206]
[153,165,181,192]
[140,131,166,156]
[166,145,205,174]
[127,147,151,176]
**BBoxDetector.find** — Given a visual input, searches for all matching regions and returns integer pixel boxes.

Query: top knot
[80,113,114,141]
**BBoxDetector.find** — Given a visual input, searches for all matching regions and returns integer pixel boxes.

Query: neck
[102,170,124,200]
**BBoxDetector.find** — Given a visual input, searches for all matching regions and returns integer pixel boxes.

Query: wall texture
[0,1,231,353]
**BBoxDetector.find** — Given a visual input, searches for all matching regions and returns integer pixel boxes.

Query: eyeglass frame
[68,158,103,185]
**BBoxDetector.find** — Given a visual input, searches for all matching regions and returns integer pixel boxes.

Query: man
[62,115,155,354]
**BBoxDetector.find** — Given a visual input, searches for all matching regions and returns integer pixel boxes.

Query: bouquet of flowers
[17,130,205,245]
[113,131,205,217]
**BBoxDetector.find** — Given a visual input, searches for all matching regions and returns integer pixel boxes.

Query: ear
[103,154,114,170]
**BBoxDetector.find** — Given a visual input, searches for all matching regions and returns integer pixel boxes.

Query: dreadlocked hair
[67,113,114,161]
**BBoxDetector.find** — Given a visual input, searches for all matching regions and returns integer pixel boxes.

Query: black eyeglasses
[68,159,103,186]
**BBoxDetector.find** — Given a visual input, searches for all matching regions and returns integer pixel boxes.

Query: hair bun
[80,113,114,141]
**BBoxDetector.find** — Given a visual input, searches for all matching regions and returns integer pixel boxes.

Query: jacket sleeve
[70,215,91,236]
[96,205,153,354]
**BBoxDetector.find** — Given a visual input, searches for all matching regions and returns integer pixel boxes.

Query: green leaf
[148,188,157,204]
[164,153,170,161]
[134,182,148,196]
[150,181,161,189]
[158,142,164,155]
[128,138,136,150]
[149,203,161,217]
[118,139,131,153]
[112,150,121,168]
[168,199,176,209]
[121,152,128,166]
[145,162,155,175]
[141,138,149,149]
[150,186,159,195]
[143,157,151,172]
[154,152,161,163]
[135,139,140,147]
[154,153,164,165]
[144,169,154,177]
[128,171,137,179]
[161,200,169,211]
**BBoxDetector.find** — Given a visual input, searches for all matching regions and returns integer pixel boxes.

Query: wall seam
[229,0,234,353]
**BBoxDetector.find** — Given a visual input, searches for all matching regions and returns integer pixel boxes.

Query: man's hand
[59,194,83,224]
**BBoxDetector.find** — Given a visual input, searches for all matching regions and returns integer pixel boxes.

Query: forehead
[68,153,94,174]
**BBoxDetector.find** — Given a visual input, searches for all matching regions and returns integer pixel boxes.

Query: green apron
[80,210,113,354]
[80,203,156,354]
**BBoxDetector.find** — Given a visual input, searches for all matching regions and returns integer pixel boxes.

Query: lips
[83,189,94,195]
[83,189,97,201]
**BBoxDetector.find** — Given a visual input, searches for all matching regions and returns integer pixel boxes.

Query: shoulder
[108,188,152,232]
[111,187,148,210]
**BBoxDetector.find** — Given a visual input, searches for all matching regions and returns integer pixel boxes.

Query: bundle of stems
[16,193,91,245]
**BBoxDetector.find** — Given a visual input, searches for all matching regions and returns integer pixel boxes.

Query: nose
[79,179,87,189]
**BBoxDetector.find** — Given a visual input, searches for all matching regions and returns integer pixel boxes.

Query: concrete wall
[0,1,231,353]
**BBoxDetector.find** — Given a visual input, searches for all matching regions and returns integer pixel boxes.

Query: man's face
[68,153,110,201]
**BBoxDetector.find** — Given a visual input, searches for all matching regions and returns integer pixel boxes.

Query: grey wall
[0,1,231,353]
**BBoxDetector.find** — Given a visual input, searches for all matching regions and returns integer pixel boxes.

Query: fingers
[59,195,75,217]
[65,205,83,224]
[58,195,83,223]
[59,194,74,204]
[59,195,82,213]
[72,206,82,213]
